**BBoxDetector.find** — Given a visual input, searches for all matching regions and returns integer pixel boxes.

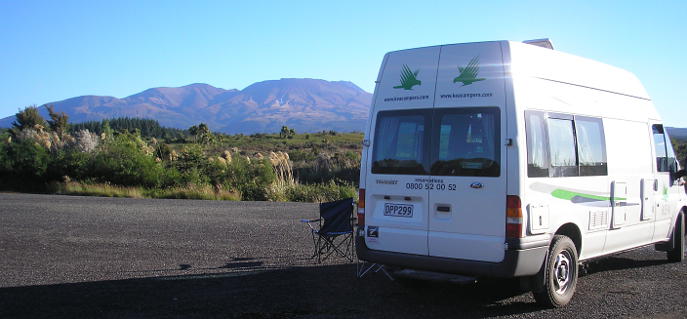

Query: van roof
[506,41,650,100]
[384,40,651,101]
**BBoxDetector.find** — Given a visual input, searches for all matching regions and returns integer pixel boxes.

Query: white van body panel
[373,46,440,111]
[429,42,508,262]
[359,40,687,273]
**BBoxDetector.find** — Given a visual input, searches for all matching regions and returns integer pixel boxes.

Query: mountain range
[667,127,687,140]
[0,78,372,134]
[2,81,684,137]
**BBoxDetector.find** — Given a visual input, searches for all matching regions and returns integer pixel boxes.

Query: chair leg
[310,231,319,259]
[317,235,324,263]
[319,234,354,262]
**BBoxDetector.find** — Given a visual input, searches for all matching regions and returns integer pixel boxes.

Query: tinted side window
[431,108,500,177]
[653,124,670,172]
[548,118,578,177]
[576,117,607,176]
[525,112,608,178]
[371,110,430,175]
[526,112,550,177]
[666,132,678,172]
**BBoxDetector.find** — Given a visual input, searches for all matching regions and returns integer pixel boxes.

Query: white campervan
[355,40,687,307]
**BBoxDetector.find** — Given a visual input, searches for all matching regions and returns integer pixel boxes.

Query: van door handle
[437,205,451,212]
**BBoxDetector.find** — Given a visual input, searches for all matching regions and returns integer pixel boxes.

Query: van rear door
[364,110,431,255]
[427,42,508,262]
[427,108,506,262]
[363,46,440,256]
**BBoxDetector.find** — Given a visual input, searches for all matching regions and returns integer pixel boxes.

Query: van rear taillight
[357,189,365,226]
[506,195,523,238]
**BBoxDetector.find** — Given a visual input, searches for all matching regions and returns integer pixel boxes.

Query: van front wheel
[667,211,685,262]
[532,235,578,308]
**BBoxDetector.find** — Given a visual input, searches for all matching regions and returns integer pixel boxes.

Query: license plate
[384,203,414,218]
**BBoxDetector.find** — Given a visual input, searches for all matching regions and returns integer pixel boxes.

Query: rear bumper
[355,231,550,278]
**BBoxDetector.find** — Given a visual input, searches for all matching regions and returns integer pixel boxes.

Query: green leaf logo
[453,56,485,86]
[393,64,421,90]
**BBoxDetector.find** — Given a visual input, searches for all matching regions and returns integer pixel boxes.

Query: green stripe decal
[551,189,625,202]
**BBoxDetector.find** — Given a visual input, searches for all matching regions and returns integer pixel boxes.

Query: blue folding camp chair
[301,198,355,263]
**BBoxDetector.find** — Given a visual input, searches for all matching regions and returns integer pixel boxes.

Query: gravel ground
[0,193,685,318]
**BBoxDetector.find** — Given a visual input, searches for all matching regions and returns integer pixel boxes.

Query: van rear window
[371,110,430,175]
[430,108,500,177]
[371,108,500,177]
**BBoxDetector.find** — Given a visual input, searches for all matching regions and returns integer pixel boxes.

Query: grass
[45,181,357,202]
[268,180,357,203]
[200,131,364,155]
[48,181,240,201]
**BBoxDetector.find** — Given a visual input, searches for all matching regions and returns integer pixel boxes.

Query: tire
[532,235,579,308]
[667,211,685,262]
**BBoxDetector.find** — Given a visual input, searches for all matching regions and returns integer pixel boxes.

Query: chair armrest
[300,218,321,223]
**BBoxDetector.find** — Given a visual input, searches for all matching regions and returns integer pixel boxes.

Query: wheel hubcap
[553,250,573,295]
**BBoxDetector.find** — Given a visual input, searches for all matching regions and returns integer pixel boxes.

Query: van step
[392,269,477,284]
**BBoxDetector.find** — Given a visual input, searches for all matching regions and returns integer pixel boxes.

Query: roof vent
[523,38,554,50]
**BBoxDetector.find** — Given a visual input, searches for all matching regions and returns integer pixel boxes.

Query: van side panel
[513,71,659,260]
[603,118,655,253]
[514,76,610,260]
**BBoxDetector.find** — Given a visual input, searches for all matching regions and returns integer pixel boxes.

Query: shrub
[72,130,99,152]
[89,134,167,187]
[46,149,94,182]
[0,139,50,181]
[674,140,686,167]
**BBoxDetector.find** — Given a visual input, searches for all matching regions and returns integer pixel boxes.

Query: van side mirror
[669,158,682,182]
[671,158,686,181]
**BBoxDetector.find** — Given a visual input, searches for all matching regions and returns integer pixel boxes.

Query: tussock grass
[50,181,145,198]
[49,181,239,201]
[145,184,239,200]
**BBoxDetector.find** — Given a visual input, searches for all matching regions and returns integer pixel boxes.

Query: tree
[12,106,46,133]
[45,105,69,137]
[188,123,214,145]
[280,125,295,139]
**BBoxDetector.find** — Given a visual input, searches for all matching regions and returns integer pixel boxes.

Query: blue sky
[1,1,686,127]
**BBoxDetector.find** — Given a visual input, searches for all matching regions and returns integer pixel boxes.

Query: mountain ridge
[0,79,372,133]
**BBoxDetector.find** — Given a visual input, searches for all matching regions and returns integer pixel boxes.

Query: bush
[46,149,94,181]
[674,140,686,168]
[89,134,168,187]
[173,145,211,185]
[0,140,50,181]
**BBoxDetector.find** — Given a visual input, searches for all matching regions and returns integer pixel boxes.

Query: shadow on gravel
[582,255,670,275]
[0,264,544,319]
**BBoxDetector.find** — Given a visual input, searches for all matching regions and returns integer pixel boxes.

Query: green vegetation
[0,107,360,202]
[3,106,685,202]
[71,117,187,141]
[673,138,686,168]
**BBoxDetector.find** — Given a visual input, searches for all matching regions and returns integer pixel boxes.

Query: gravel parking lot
[0,193,685,318]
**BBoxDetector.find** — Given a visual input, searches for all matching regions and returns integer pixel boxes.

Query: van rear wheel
[667,211,685,262]
[532,235,578,308]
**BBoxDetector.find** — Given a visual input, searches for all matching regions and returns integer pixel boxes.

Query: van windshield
[371,108,500,176]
